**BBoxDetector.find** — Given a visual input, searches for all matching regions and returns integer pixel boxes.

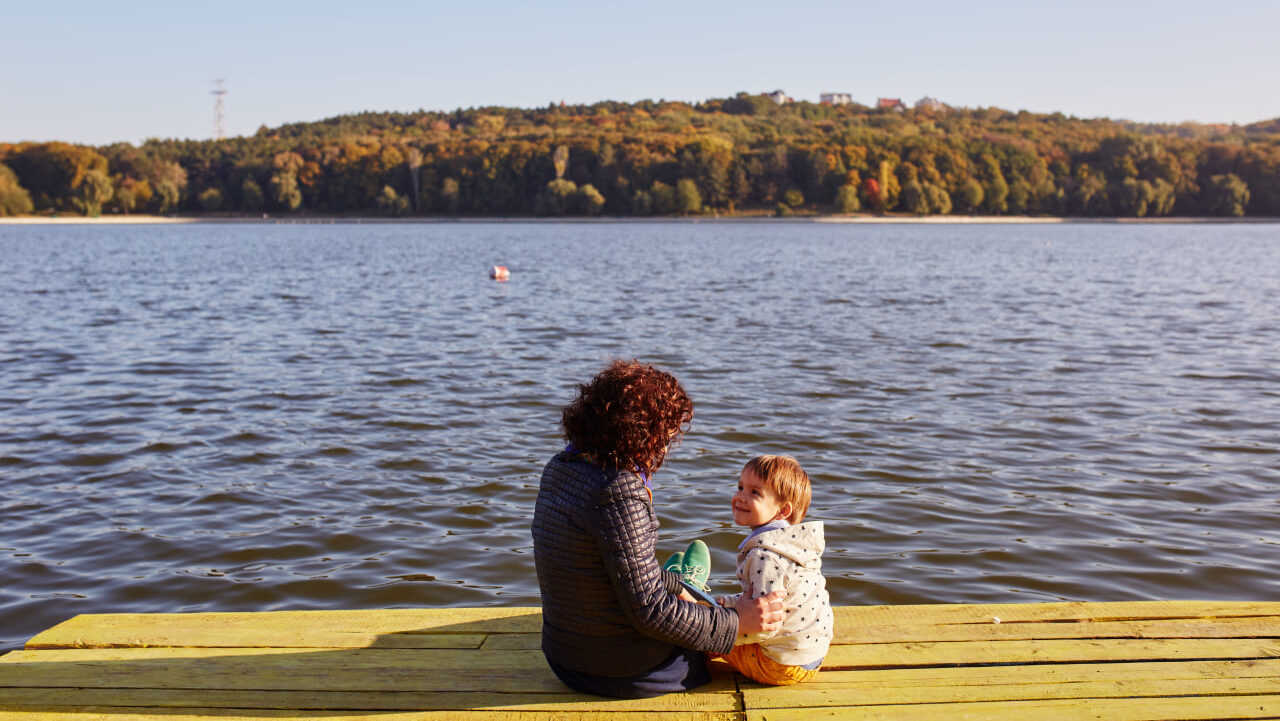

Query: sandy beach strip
[1,214,1276,225]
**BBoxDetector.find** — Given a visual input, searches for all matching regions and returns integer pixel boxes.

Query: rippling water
[2,220,1278,650]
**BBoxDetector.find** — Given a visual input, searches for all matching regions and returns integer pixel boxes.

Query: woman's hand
[734,590,786,635]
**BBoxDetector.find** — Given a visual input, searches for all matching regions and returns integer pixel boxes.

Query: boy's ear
[774,502,794,523]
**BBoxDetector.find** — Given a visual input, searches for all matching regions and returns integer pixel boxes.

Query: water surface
[2,221,1278,650]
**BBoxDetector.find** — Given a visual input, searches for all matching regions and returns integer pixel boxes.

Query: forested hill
[2,93,1277,218]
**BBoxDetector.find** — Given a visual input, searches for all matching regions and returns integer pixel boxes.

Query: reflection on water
[2,221,1278,650]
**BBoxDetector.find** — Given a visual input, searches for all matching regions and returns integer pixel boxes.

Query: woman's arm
[735,547,788,643]
[588,487,740,654]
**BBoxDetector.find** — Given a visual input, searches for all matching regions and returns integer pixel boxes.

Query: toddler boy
[714,455,833,685]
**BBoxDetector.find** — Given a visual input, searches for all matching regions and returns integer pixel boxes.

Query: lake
[2,220,1278,651]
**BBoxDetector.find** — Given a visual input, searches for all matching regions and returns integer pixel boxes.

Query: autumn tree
[377,185,409,216]
[859,177,882,211]
[0,163,34,216]
[578,184,606,215]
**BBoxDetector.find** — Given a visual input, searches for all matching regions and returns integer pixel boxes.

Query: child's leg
[715,644,820,686]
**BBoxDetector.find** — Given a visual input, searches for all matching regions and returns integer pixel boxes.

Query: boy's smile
[732,470,792,528]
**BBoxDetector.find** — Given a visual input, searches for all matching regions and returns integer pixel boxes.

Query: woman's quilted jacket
[531,451,739,676]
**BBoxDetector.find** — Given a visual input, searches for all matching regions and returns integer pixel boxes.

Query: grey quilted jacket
[532,451,739,676]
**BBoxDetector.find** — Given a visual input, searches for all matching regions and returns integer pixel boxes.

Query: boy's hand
[735,590,786,635]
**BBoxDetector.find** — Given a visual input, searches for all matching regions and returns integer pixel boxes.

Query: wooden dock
[2,602,1279,720]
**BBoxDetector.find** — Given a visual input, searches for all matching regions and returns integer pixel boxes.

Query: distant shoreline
[2,214,1278,226]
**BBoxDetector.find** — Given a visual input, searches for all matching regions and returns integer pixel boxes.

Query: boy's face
[732,469,791,528]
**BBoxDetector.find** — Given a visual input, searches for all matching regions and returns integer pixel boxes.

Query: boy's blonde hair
[743,455,811,524]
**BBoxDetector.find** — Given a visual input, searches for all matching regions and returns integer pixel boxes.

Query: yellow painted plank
[26,608,542,649]
[744,676,1280,707]
[832,616,1280,644]
[29,603,1280,650]
[802,658,1280,688]
[2,645,548,666]
[824,637,1280,668]
[0,681,740,711]
[833,601,1280,627]
[480,634,542,651]
[745,694,1280,721]
[0,647,566,692]
[0,711,742,721]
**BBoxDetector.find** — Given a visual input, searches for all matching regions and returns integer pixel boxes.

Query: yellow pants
[712,643,820,686]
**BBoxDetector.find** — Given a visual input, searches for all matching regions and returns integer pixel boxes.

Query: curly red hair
[561,360,693,477]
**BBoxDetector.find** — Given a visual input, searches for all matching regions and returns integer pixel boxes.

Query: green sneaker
[662,551,685,574]
[680,540,711,591]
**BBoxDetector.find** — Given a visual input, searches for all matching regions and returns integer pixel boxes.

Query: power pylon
[212,78,227,140]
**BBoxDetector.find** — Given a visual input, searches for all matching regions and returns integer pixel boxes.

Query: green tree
[268,152,303,211]
[1204,173,1250,217]
[541,178,577,215]
[270,171,302,211]
[241,176,264,212]
[577,183,606,215]
[1112,178,1154,217]
[630,189,652,216]
[1007,178,1032,214]
[898,180,928,215]
[954,177,984,214]
[925,183,952,214]
[73,167,112,215]
[676,178,703,214]
[833,184,860,213]
[1149,178,1176,216]
[978,155,1008,214]
[198,186,224,211]
[1071,172,1109,216]
[146,160,187,213]
[650,181,676,215]
[0,163,35,216]
[109,183,136,215]
[153,181,181,214]
[782,187,804,208]
[377,185,409,216]
[440,177,460,214]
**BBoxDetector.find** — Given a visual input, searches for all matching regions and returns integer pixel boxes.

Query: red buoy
[490,265,510,281]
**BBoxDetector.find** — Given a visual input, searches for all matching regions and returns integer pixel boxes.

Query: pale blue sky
[3,1,1277,146]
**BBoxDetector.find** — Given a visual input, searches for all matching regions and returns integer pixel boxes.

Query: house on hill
[877,98,905,111]
[820,92,853,106]
[915,96,946,112]
[766,89,792,104]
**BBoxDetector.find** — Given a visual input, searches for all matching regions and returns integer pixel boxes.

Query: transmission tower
[211,78,227,140]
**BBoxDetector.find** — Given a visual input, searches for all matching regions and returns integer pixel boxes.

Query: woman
[531,359,785,698]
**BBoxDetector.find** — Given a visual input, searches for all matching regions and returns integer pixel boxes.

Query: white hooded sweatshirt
[719,520,833,667]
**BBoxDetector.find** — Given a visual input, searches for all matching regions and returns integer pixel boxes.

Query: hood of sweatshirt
[741,520,825,569]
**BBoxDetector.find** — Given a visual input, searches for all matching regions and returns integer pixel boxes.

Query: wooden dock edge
[1,602,1278,720]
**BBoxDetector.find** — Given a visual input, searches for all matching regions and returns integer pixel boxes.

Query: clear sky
[3,0,1277,146]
